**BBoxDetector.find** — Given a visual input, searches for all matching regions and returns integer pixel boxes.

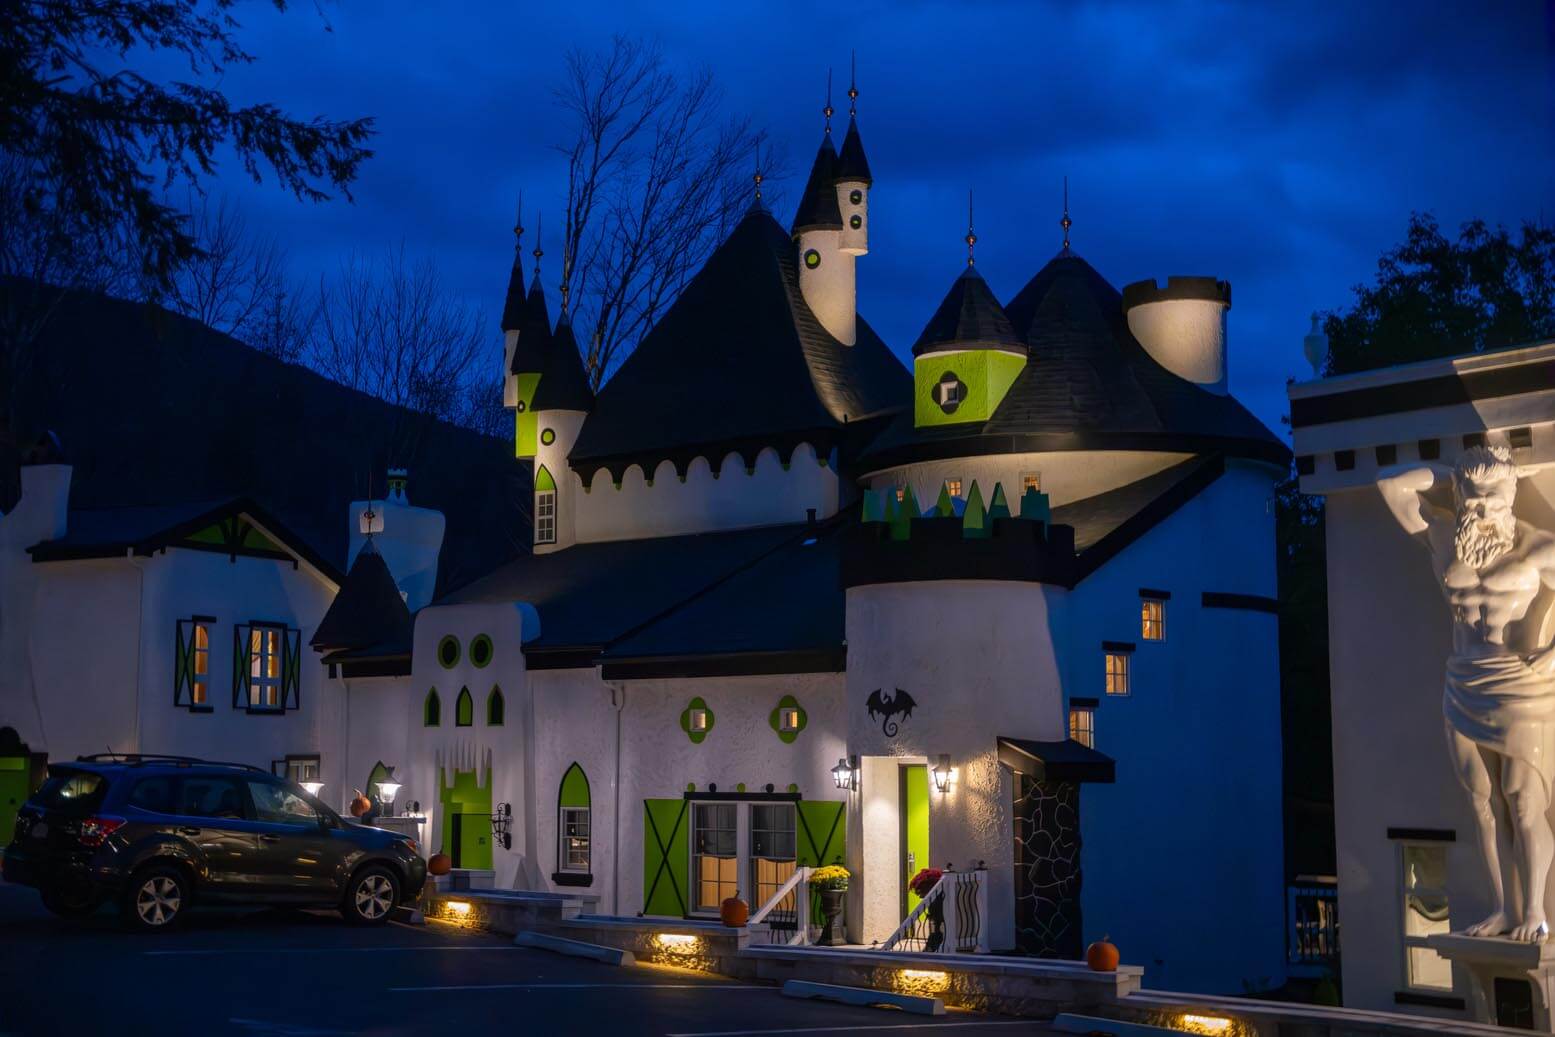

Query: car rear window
[128,776,175,814]
[33,770,109,813]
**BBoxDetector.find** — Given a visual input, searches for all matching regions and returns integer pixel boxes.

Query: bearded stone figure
[1380,445,1555,942]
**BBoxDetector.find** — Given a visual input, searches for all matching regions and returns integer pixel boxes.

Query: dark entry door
[1012,774,1083,958]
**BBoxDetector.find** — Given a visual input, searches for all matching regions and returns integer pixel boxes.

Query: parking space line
[662,1026,1038,1032]
[146,945,521,956]
[390,982,768,992]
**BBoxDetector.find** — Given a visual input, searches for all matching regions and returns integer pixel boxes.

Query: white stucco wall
[1068,461,1286,994]
[1125,297,1229,394]
[863,450,1191,513]
[797,228,856,345]
[572,443,839,544]
[529,669,618,903]
[844,580,1070,948]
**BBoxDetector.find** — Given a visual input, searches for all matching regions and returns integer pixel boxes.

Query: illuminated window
[693,802,739,911]
[1141,598,1166,641]
[1400,843,1453,992]
[749,804,797,911]
[175,618,214,710]
[535,489,556,544]
[946,479,963,498]
[1068,707,1095,749]
[689,708,709,732]
[561,807,590,871]
[1105,652,1131,695]
[1022,472,1041,494]
[779,708,801,732]
[895,486,906,503]
[249,625,284,710]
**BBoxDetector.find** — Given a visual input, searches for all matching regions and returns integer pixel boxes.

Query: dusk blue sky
[194,1,1553,436]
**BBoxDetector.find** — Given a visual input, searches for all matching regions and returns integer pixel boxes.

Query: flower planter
[817,887,847,946]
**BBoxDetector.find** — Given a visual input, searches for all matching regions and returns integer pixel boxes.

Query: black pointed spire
[532,311,595,413]
[912,242,1024,358]
[510,213,554,375]
[310,539,413,654]
[791,136,843,235]
[835,57,872,185]
[500,193,527,332]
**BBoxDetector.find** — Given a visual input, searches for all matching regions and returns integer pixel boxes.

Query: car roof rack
[73,753,270,774]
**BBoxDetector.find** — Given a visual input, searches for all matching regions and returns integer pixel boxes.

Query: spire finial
[824,68,834,134]
[513,191,525,253]
[965,189,977,267]
[848,52,858,118]
[1060,176,1072,253]
[752,142,764,204]
[532,211,544,280]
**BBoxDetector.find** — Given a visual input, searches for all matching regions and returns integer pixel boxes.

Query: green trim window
[535,465,557,545]
[540,428,556,446]
[174,617,214,711]
[232,622,299,713]
[455,687,474,727]
[437,635,460,669]
[556,763,592,882]
[423,689,441,727]
[486,686,505,726]
[470,634,493,668]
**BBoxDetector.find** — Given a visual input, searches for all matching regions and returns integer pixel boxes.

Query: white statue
[1379,446,1555,942]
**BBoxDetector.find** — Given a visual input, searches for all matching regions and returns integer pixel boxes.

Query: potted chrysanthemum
[909,867,945,951]
[808,865,851,946]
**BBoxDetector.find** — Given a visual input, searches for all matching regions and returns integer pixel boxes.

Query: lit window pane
[1141,599,1165,640]
[1403,845,1447,890]
[1069,708,1094,748]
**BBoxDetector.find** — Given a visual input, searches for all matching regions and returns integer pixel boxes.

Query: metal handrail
[880,874,946,951]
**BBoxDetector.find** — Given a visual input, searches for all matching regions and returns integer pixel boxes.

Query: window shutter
[797,800,846,868]
[232,623,251,708]
[174,620,194,706]
[283,627,301,710]
[642,799,689,917]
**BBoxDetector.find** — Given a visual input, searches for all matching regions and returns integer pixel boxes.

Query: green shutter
[174,620,194,706]
[232,624,252,708]
[283,627,301,709]
[455,687,473,726]
[796,800,846,868]
[642,799,689,917]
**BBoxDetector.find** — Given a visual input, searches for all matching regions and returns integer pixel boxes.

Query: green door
[643,799,689,917]
[902,764,930,913]
[0,757,28,846]
[440,768,493,871]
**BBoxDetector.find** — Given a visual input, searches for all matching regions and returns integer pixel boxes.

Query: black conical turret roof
[509,274,553,375]
[532,315,595,412]
[310,539,413,653]
[500,250,527,332]
[790,137,844,235]
[911,266,1024,356]
[835,118,872,185]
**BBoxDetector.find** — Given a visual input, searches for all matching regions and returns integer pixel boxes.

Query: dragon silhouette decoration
[866,688,918,737]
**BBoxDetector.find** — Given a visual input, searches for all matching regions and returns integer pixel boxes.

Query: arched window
[423,689,441,727]
[554,762,591,885]
[535,466,557,545]
[455,687,473,727]
[487,686,505,726]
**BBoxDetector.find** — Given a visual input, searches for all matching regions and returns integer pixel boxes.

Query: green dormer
[911,266,1026,428]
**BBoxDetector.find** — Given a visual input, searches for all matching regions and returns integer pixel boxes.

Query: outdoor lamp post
[376,780,402,813]
[931,754,952,793]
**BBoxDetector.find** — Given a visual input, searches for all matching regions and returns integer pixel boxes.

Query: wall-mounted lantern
[492,802,513,850]
[832,755,859,791]
[931,754,952,794]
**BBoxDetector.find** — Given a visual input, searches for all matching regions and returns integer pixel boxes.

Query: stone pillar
[1428,933,1555,1030]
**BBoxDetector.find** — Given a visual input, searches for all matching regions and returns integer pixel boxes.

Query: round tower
[1121,276,1232,395]
[835,68,872,256]
[529,314,594,554]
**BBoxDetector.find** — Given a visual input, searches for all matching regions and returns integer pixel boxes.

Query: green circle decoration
[679,697,714,744]
[849,189,863,205]
[768,694,808,744]
[470,634,493,668]
[541,428,556,446]
[686,782,697,792]
[736,783,746,793]
[786,783,799,794]
[849,214,862,230]
[437,635,460,669]
[804,249,821,269]
[516,401,526,413]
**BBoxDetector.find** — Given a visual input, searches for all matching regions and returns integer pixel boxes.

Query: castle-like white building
[0,91,1291,993]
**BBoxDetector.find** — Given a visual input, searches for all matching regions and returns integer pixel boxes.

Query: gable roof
[310,539,413,653]
[861,252,1288,469]
[912,265,1024,356]
[567,208,908,482]
[531,316,595,413]
[28,497,344,586]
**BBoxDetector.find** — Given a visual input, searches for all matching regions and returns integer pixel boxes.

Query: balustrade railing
[1288,881,1339,968]
[748,866,812,946]
[880,864,989,955]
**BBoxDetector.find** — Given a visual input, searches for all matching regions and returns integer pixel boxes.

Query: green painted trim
[437,635,461,669]
[515,373,541,457]
[796,800,846,868]
[642,799,689,916]
[535,465,557,493]
[540,427,556,446]
[963,481,989,538]
[423,688,441,727]
[1018,486,1052,524]
[988,483,1011,520]
[914,349,1027,428]
[934,483,955,516]
[440,766,493,870]
[679,696,714,744]
[890,485,919,540]
[559,762,590,809]
[903,764,930,911]
[486,685,504,726]
[455,686,474,727]
[768,694,808,744]
[470,633,494,668]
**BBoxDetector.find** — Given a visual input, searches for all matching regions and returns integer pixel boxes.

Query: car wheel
[123,866,188,932]
[40,882,98,919]
[343,866,399,926]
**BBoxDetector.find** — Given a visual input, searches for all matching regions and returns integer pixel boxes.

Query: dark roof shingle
[311,539,413,653]
[911,266,1024,357]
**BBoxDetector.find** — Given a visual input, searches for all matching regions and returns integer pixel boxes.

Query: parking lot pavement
[0,881,1057,1036]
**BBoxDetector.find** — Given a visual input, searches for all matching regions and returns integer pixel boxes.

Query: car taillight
[404,839,419,855]
[78,816,127,848]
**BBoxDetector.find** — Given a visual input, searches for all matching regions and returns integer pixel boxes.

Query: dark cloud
[176,0,1554,435]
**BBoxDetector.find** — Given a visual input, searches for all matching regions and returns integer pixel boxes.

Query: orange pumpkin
[1086,936,1120,972]
[349,791,372,817]
[428,853,452,876]
[720,893,749,928]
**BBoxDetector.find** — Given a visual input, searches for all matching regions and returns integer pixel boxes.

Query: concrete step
[514,930,636,967]
[780,979,945,1016]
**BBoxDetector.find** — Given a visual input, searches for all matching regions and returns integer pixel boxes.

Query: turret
[912,199,1026,428]
[835,65,871,256]
[531,314,594,554]
[499,196,528,407]
[793,133,854,346]
[348,468,445,613]
[506,216,554,458]
[1121,276,1232,395]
